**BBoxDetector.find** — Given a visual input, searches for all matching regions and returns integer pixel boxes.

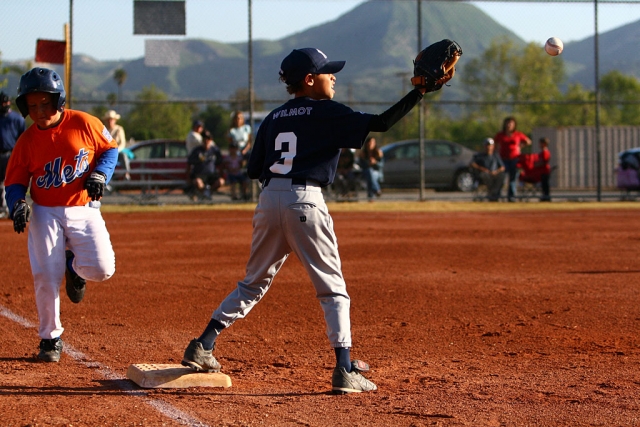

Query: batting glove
[12,200,31,234]
[85,171,107,201]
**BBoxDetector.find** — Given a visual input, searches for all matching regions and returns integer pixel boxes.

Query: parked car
[380,139,477,192]
[111,139,189,189]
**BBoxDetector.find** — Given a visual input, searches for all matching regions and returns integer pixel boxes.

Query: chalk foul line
[0,304,209,427]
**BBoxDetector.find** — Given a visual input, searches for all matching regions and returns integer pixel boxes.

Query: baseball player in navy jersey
[5,68,117,363]
[181,48,429,394]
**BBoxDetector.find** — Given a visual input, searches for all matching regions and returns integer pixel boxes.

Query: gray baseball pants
[212,177,352,348]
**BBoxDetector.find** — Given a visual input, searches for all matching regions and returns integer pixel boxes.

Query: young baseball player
[181,48,430,393]
[5,68,117,362]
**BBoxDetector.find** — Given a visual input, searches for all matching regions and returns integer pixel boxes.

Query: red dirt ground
[1,206,639,426]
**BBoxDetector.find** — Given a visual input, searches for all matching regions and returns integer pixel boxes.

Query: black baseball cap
[279,48,345,85]
[0,92,8,103]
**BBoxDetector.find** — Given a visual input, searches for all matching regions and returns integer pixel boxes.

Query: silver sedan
[380,139,477,192]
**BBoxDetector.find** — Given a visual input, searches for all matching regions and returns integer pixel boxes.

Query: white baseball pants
[28,203,115,339]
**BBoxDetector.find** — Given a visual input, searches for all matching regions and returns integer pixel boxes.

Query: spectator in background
[470,138,505,202]
[187,130,224,201]
[494,116,531,202]
[531,137,552,202]
[103,110,130,180]
[0,91,26,217]
[103,110,126,151]
[223,142,249,201]
[334,148,359,201]
[359,136,383,201]
[186,120,204,154]
[227,111,252,158]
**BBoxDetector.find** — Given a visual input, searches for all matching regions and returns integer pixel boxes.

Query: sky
[3,0,640,62]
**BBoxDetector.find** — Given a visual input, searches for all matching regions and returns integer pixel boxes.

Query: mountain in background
[562,19,640,87]
[1,0,636,109]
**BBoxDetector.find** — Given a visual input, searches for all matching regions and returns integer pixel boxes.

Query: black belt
[262,177,307,188]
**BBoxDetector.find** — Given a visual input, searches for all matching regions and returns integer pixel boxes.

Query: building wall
[531,126,640,189]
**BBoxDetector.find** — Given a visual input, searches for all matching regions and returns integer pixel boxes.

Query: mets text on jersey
[35,148,90,189]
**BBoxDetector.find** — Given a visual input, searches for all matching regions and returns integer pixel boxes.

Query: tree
[228,88,264,112]
[123,85,196,141]
[461,36,519,126]
[460,37,567,140]
[511,42,565,129]
[558,83,595,127]
[0,51,8,89]
[198,103,231,147]
[91,106,109,123]
[0,51,31,91]
[113,68,127,106]
[599,70,640,125]
[106,93,117,106]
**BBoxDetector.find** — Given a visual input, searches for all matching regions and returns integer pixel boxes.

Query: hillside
[4,0,638,108]
[2,0,523,109]
[563,19,640,88]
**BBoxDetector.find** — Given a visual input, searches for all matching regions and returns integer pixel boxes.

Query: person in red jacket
[517,137,552,201]
[494,116,531,202]
[534,137,552,201]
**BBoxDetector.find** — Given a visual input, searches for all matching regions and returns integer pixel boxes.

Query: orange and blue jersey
[4,109,118,212]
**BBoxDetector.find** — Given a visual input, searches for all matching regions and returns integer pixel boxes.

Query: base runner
[5,68,117,362]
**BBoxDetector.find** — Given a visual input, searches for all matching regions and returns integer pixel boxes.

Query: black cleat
[38,338,63,362]
[65,250,86,304]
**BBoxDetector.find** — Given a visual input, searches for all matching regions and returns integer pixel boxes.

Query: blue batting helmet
[15,68,66,118]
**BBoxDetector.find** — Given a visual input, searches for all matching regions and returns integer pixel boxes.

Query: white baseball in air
[545,37,563,56]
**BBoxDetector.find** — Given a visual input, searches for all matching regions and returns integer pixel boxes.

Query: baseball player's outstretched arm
[367,89,424,133]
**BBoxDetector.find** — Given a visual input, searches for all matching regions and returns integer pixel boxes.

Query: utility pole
[417,0,425,201]
[248,0,254,133]
[594,0,601,201]
[395,71,410,139]
[65,0,73,108]
[248,0,259,201]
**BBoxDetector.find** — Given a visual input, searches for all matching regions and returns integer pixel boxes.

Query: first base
[127,364,232,389]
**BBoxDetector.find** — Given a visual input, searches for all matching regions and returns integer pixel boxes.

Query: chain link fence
[4,0,640,195]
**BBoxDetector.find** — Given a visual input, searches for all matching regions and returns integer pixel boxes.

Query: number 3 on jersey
[270,132,297,174]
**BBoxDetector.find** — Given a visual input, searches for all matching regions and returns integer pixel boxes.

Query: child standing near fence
[535,137,552,201]
[222,142,248,200]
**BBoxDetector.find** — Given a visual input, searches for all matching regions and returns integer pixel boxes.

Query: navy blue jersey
[248,97,373,187]
[0,110,26,152]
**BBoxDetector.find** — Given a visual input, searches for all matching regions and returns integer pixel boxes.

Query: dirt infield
[1,204,639,426]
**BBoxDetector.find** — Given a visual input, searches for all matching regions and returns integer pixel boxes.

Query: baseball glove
[12,200,31,234]
[85,171,107,201]
[411,39,462,93]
